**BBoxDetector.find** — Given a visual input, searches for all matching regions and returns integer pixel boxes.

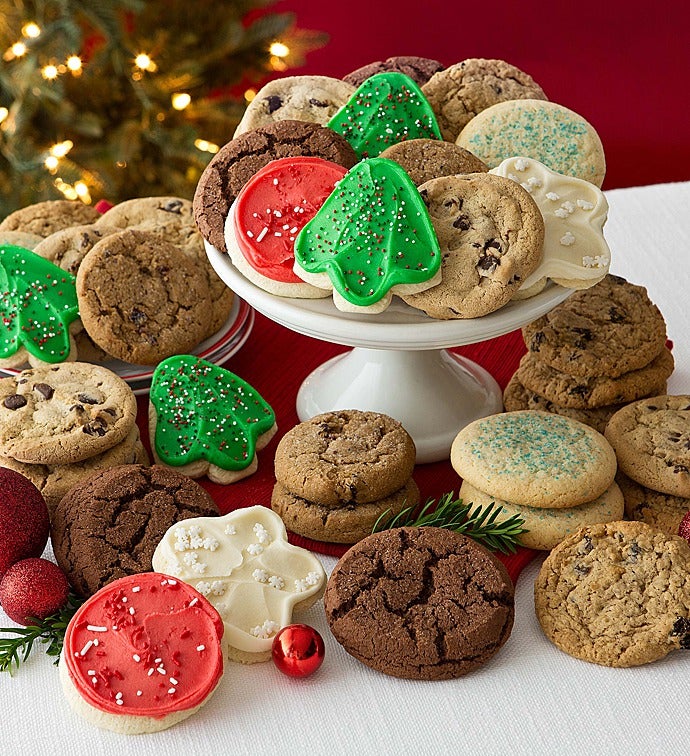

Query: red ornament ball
[0,468,50,580]
[0,558,69,625]
[678,510,690,545]
[272,623,325,677]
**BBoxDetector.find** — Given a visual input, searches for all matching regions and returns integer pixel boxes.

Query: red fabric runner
[136,311,537,584]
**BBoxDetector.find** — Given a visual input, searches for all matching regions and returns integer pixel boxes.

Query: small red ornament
[678,510,690,545]
[272,623,325,677]
[0,557,69,625]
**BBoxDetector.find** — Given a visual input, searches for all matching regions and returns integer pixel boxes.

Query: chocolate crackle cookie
[535,521,690,666]
[422,58,547,142]
[0,200,100,238]
[523,275,668,379]
[325,527,514,679]
[51,464,219,597]
[343,56,445,87]
[193,120,358,255]
[400,173,544,319]
[605,395,690,498]
[0,362,137,464]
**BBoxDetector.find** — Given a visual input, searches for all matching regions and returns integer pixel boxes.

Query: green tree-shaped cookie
[0,244,79,363]
[150,355,276,471]
[294,158,441,307]
[328,72,442,158]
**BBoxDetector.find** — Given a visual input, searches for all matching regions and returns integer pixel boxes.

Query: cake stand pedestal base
[296,347,502,464]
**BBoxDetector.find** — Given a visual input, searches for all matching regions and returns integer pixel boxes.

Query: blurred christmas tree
[0,0,326,218]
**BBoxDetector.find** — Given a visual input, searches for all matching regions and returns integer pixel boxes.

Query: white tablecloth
[3,182,690,756]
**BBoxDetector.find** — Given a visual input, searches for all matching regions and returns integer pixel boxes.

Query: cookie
[193,120,358,255]
[149,355,277,485]
[534,521,690,666]
[274,410,416,506]
[0,362,137,464]
[72,329,109,364]
[489,156,610,291]
[271,478,419,544]
[59,573,224,734]
[451,411,617,508]
[95,197,233,337]
[422,58,547,142]
[0,200,101,237]
[343,56,445,87]
[234,75,355,136]
[523,275,668,379]
[457,99,606,187]
[76,229,211,365]
[617,471,690,536]
[324,526,514,679]
[152,506,326,663]
[0,230,42,250]
[33,224,115,276]
[503,373,638,434]
[605,395,690,498]
[516,347,674,409]
[51,464,220,597]
[379,138,488,185]
[0,425,148,516]
[226,156,346,298]
[460,479,624,551]
[293,158,442,314]
[400,173,544,319]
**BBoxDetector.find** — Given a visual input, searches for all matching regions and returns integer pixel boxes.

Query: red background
[274,0,689,190]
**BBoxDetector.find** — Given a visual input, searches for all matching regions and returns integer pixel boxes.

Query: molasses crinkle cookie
[325,527,514,679]
[535,521,690,666]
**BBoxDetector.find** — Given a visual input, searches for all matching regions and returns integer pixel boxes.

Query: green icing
[150,355,275,471]
[328,72,442,158]
[0,244,79,363]
[293,157,441,307]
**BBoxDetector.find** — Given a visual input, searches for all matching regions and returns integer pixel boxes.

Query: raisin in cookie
[605,395,690,498]
[343,56,445,87]
[0,200,100,237]
[400,173,544,319]
[0,363,137,464]
[523,274,668,379]
[325,527,514,679]
[535,520,690,666]
[378,138,487,185]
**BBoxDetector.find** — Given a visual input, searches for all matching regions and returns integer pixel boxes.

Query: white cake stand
[206,242,572,463]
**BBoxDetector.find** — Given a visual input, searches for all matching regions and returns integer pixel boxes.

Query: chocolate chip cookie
[516,347,673,409]
[51,464,220,597]
[274,410,416,506]
[0,362,137,464]
[535,521,690,666]
[422,58,547,142]
[523,275,668,379]
[33,224,114,276]
[378,138,488,185]
[325,526,515,679]
[605,395,690,498]
[76,229,211,365]
[617,471,690,536]
[0,200,101,237]
[343,56,445,87]
[193,120,358,254]
[400,173,544,319]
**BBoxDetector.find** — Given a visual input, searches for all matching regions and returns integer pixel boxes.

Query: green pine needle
[0,592,84,676]
[372,491,528,554]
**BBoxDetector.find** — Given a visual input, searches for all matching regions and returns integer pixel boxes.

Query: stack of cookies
[451,410,623,551]
[505,275,673,432]
[0,362,147,514]
[271,410,419,544]
[605,395,690,535]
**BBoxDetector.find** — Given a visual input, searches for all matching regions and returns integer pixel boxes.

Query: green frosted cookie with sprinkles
[149,354,277,485]
[0,243,79,364]
[293,157,442,313]
[450,410,617,509]
[456,99,606,187]
[328,72,442,159]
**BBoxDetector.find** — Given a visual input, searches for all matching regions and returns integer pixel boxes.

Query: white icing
[560,232,576,246]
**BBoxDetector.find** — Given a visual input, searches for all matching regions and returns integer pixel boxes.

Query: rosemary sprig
[372,491,528,554]
[0,592,84,676]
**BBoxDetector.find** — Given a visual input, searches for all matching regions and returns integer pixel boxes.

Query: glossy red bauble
[272,623,325,678]
[678,510,690,545]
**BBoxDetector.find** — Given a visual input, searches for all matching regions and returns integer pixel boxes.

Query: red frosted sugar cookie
[226,156,347,298]
[59,573,224,734]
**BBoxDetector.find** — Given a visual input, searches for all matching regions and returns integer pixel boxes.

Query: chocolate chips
[82,420,108,437]
[33,383,54,400]
[3,394,27,410]
[266,95,283,113]
[309,98,328,107]
[77,393,101,405]
[161,199,183,214]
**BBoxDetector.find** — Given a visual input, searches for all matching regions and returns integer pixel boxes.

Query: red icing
[233,156,347,283]
[64,573,224,719]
